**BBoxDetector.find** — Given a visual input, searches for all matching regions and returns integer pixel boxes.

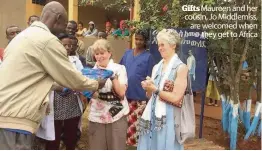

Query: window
[32,0,47,6]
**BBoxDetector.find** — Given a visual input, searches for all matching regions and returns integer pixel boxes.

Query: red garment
[0,48,4,61]
[126,100,147,146]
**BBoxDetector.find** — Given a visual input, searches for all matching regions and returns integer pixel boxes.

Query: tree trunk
[257,72,261,102]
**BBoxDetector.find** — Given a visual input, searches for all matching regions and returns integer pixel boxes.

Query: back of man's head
[40,1,68,35]
[28,15,40,26]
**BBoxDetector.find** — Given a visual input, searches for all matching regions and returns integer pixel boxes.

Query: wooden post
[132,0,140,48]
[68,0,78,22]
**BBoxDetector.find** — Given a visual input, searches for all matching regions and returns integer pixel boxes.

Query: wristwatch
[154,88,160,95]
[110,74,118,81]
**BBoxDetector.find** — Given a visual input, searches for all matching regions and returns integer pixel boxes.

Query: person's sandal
[214,104,219,107]
[207,102,214,106]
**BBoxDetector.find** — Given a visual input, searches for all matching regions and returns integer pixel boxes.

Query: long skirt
[206,80,220,100]
[126,100,147,146]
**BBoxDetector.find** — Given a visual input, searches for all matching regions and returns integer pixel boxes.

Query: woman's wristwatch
[154,88,160,95]
[110,74,118,81]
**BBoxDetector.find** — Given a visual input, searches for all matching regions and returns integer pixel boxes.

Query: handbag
[162,60,195,144]
[160,62,196,145]
[174,72,195,144]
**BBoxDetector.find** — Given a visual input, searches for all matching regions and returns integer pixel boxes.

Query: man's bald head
[40,1,68,35]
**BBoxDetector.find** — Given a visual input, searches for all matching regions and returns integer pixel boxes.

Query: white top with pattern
[88,59,129,123]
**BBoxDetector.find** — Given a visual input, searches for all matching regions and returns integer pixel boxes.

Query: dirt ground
[195,116,261,150]
[75,105,261,150]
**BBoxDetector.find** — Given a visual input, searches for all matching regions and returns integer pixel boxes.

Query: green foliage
[79,0,131,12]
[79,0,181,30]
[205,0,261,102]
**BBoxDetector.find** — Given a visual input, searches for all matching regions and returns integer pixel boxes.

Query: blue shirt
[120,49,155,101]
[5,129,31,135]
[242,61,248,70]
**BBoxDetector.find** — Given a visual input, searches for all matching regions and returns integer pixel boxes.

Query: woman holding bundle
[88,39,129,150]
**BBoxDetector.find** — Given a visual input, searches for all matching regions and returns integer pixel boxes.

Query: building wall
[55,0,68,12]
[81,36,130,63]
[25,0,68,21]
[0,0,27,48]
[25,0,44,23]
[78,5,129,32]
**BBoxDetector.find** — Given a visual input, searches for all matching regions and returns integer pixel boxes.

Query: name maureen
[201,5,231,11]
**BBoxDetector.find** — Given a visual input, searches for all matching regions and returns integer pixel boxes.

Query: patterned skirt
[126,100,147,146]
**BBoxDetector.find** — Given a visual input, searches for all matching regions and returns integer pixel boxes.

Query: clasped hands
[141,76,157,93]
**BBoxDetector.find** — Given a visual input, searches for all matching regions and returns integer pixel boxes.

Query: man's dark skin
[66,21,77,35]
[40,2,68,35]
[6,26,21,42]
[89,23,95,31]
[66,21,87,67]
[28,15,40,26]
[41,2,105,89]
[70,37,78,56]
[112,19,119,29]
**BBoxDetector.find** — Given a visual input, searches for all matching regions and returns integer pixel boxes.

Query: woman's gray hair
[156,29,181,47]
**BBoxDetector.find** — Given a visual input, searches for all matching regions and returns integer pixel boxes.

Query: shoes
[207,102,214,106]
[207,102,219,107]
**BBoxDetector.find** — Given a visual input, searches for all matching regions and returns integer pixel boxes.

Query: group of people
[0,1,190,150]
[75,19,130,38]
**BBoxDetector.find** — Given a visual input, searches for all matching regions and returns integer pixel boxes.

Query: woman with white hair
[88,39,129,150]
[137,29,189,150]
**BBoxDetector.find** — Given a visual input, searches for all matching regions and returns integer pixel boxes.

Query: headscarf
[89,21,96,30]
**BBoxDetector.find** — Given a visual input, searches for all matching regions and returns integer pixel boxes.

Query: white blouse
[88,59,129,123]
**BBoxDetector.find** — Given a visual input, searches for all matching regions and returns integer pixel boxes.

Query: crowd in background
[76,19,130,38]
[0,1,190,150]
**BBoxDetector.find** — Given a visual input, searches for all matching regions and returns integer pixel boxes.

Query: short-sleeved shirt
[120,49,155,101]
[88,59,129,124]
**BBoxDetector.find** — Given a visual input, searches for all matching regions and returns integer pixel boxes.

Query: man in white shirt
[187,50,196,82]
